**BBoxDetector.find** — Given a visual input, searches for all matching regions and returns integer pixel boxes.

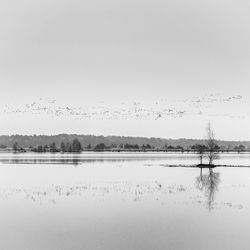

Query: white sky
[0,0,250,140]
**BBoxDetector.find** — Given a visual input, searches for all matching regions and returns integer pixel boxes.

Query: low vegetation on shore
[0,128,249,153]
[7,139,249,153]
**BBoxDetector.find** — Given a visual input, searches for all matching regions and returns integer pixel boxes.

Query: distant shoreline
[0,134,250,152]
[0,149,250,154]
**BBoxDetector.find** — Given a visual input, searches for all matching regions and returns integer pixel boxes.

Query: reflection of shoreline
[0,158,194,165]
[0,158,155,165]
[0,158,250,167]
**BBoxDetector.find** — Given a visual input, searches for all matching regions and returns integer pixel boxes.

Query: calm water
[0,152,250,250]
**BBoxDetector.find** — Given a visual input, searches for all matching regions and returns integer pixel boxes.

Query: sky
[0,0,250,140]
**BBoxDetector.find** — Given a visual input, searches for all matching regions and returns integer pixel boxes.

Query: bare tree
[206,122,219,165]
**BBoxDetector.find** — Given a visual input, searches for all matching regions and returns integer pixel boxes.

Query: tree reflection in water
[196,168,221,211]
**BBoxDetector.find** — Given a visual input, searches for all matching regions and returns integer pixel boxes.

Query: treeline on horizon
[0,134,249,152]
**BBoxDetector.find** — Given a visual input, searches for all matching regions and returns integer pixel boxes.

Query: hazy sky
[0,0,250,140]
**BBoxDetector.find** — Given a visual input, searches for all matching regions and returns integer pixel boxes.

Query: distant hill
[0,134,249,150]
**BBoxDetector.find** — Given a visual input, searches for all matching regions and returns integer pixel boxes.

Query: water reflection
[0,157,249,250]
[195,168,221,210]
[0,165,244,212]
[0,157,184,165]
[0,158,131,165]
[0,152,200,165]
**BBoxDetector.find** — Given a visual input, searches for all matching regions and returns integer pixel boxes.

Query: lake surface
[0,152,250,250]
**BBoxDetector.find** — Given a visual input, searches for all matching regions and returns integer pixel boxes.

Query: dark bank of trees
[233,144,246,152]
[94,143,107,151]
[29,141,152,152]
[12,142,26,152]
[9,140,250,153]
[31,139,82,153]
[93,143,154,151]
[5,129,250,153]
[163,144,184,151]
[0,134,250,151]
[0,134,249,152]
[13,140,157,153]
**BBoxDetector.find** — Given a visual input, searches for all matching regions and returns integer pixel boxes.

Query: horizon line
[0,133,249,142]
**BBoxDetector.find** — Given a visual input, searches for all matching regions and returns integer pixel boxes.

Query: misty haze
[1,0,250,249]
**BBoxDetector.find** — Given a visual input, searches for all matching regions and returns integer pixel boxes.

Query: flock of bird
[1,94,244,120]
[2,99,187,120]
